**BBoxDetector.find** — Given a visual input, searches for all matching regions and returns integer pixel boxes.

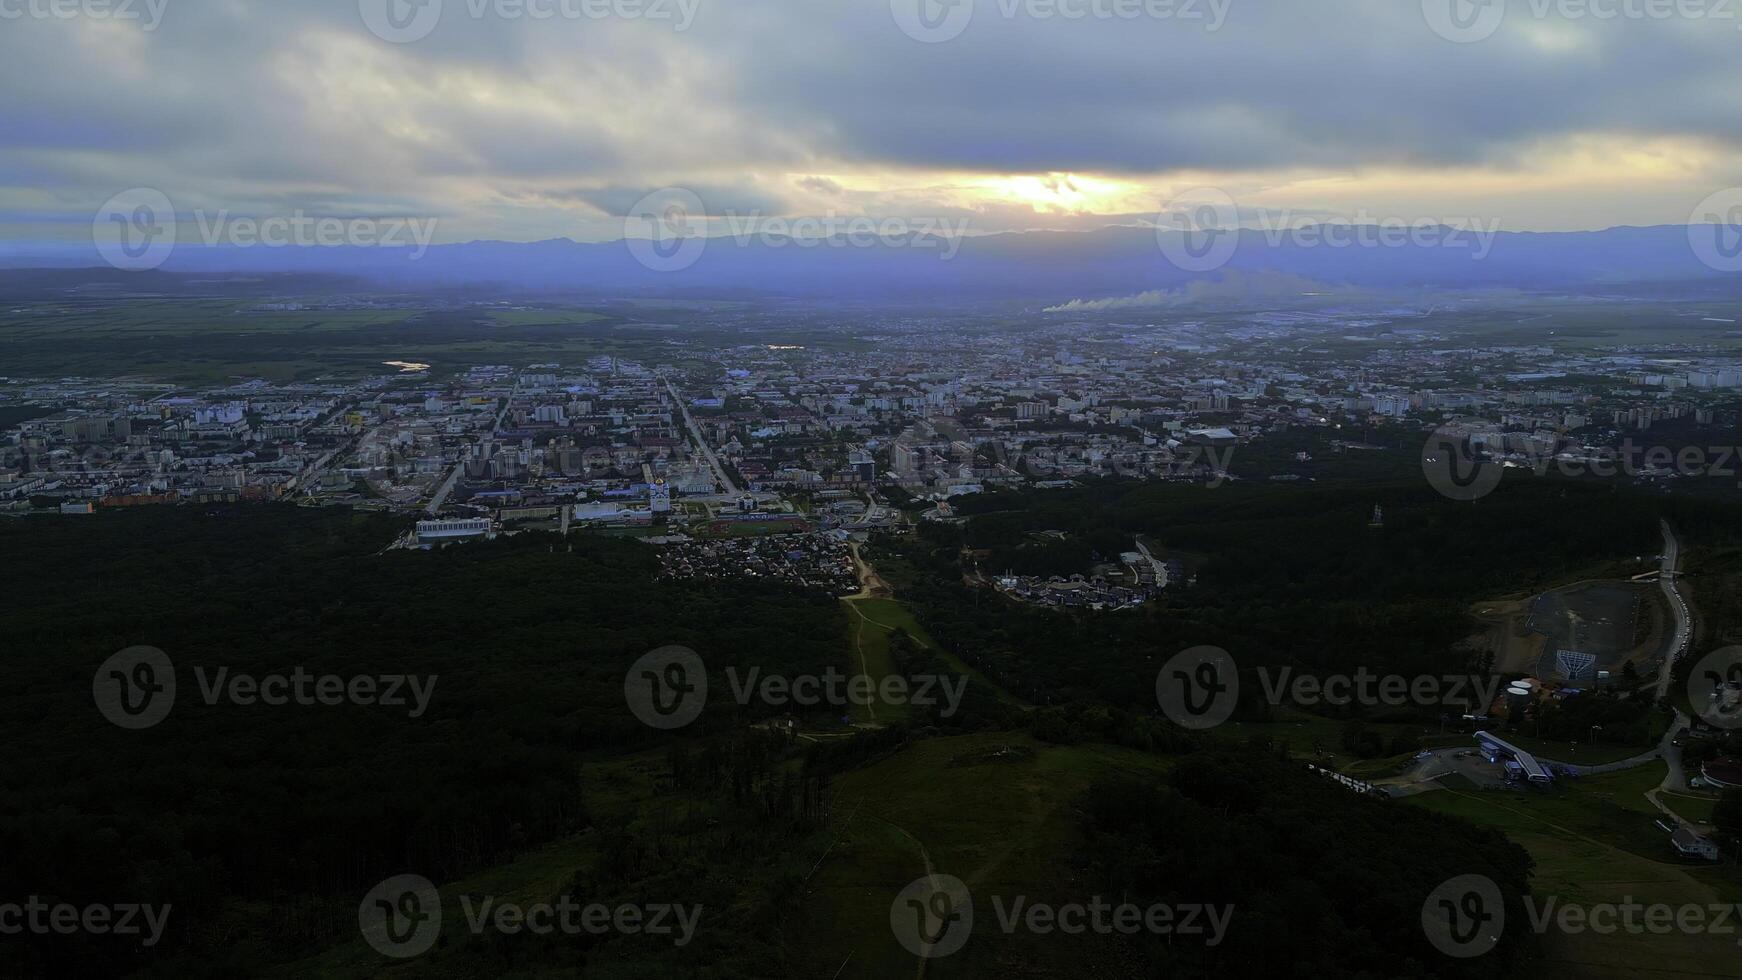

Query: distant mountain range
[3,224,1739,305]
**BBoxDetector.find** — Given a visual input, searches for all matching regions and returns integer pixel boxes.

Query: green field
[841,596,1019,725]
[1502,732,1663,767]
[0,297,673,380]
[270,732,1172,979]
[787,732,1173,979]
[1659,790,1722,826]
[1405,301,1742,353]
[1405,767,1742,979]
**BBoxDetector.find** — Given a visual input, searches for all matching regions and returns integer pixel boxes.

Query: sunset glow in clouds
[2,0,1741,245]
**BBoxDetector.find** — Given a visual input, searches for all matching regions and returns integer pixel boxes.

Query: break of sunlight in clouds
[1,0,1741,244]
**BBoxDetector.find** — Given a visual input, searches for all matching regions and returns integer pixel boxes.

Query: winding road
[665,378,738,495]
[1653,519,1692,701]
[1645,520,1699,826]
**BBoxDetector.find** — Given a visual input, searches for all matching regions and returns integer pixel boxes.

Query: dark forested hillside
[0,505,848,977]
[1080,747,1537,978]
[882,479,1742,711]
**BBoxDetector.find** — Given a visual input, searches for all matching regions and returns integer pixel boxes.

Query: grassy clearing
[790,732,1172,979]
[1659,791,1721,826]
[840,596,1020,725]
[1404,768,1742,979]
[1409,767,1672,858]
[1214,707,1439,771]
[1502,732,1663,767]
[842,599,911,726]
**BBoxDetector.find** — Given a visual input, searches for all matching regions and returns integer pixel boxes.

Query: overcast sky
[3,0,1741,245]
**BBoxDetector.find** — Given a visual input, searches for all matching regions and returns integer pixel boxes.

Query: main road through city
[427,379,518,515]
[665,378,738,495]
